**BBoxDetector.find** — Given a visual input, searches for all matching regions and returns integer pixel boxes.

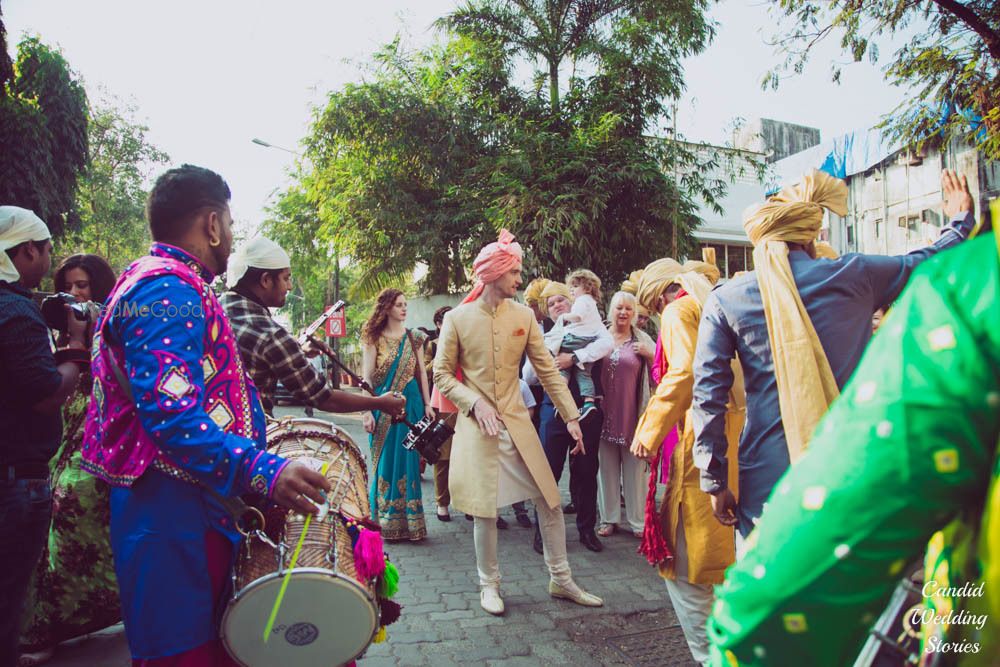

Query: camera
[40,292,95,333]
[402,416,454,464]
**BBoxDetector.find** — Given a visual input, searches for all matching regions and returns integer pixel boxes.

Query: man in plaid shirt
[221,237,405,418]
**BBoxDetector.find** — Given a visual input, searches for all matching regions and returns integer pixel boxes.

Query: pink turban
[462,229,523,304]
[433,230,523,413]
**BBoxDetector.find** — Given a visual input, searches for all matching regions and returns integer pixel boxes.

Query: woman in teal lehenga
[361,289,434,541]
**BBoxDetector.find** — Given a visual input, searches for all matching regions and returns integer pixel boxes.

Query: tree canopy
[765,0,1000,158]
[0,36,88,235]
[63,92,169,272]
[305,37,499,299]
[287,0,734,298]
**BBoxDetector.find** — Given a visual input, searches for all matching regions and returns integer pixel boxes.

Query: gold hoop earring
[209,238,221,247]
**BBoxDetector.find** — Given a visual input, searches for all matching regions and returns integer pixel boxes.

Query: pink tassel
[354,528,386,580]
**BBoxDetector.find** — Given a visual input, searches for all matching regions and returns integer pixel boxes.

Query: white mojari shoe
[549,579,603,607]
[480,585,505,615]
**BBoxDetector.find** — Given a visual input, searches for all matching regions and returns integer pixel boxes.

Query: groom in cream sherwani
[433,229,603,615]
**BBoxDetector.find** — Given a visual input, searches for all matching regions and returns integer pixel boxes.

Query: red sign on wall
[325,311,347,338]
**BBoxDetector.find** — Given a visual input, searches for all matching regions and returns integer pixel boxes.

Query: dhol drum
[221,418,379,667]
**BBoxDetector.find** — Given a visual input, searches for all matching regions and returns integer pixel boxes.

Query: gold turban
[743,169,848,462]
[523,278,550,307]
[621,270,644,296]
[635,258,683,313]
[680,260,721,284]
[539,280,571,316]
[674,260,720,307]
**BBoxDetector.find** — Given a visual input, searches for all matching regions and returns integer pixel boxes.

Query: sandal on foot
[597,523,616,538]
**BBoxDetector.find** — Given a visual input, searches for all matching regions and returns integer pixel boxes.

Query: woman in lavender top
[597,291,655,537]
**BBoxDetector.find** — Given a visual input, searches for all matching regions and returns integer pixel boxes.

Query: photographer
[20,254,120,667]
[0,207,88,667]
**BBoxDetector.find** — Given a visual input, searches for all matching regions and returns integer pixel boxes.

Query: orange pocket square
[512,328,526,336]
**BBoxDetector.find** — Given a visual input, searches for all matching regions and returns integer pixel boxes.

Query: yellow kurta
[634,295,745,585]
[433,298,580,518]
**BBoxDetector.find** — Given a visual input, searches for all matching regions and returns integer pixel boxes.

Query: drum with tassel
[220,418,397,667]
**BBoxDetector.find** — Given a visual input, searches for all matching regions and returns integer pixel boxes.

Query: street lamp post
[252,136,341,388]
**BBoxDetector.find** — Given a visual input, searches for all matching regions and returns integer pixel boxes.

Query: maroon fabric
[637,447,673,567]
[132,531,236,667]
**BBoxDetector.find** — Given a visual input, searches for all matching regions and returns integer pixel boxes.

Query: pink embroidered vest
[81,253,258,486]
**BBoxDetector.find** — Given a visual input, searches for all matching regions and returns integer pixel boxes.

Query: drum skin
[220,568,378,667]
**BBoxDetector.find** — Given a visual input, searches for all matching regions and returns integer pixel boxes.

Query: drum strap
[105,342,263,533]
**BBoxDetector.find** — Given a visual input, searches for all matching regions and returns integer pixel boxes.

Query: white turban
[0,206,51,283]
[226,237,292,288]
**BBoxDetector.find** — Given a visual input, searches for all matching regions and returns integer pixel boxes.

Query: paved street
[46,403,693,667]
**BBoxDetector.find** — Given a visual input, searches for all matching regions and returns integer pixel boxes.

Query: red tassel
[637,448,673,566]
[354,528,386,580]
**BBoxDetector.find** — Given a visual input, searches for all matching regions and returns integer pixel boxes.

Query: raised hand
[941,169,974,219]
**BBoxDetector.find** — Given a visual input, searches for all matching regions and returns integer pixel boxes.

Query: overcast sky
[5,0,910,233]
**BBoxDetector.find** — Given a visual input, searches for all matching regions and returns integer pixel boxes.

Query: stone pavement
[45,404,694,667]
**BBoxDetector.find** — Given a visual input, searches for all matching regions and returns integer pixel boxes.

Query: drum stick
[262,460,331,643]
[307,335,422,430]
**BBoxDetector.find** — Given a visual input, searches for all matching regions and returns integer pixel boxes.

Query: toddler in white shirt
[544,269,604,418]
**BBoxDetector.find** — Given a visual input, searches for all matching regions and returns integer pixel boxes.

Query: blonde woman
[597,291,655,537]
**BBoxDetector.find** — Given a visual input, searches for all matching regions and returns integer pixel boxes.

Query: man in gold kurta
[630,259,744,665]
[434,230,603,616]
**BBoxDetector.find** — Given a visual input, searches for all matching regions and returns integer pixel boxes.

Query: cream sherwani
[433,297,580,518]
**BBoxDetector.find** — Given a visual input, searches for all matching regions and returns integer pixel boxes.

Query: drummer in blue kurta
[691,169,977,547]
[80,165,331,665]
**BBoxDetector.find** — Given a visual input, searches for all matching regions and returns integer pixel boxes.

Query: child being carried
[544,269,604,419]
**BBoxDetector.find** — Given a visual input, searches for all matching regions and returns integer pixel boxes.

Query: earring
[209,238,221,247]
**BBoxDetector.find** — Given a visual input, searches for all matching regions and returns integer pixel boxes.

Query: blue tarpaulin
[767,102,984,195]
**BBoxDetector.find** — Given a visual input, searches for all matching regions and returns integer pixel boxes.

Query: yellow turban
[680,260,721,285]
[620,270,643,296]
[538,280,571,316]
[523,278,550,307]
[635,304,650,318]
[635,258,683,313]
[744,169,848,247]
[673,260,719,308]
[743,169,848,463]
[814,241,839,259]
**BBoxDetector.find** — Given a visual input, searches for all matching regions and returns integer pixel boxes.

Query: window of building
[874,219,882,239]
[846,224,855,246]
[727,244,747,275]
